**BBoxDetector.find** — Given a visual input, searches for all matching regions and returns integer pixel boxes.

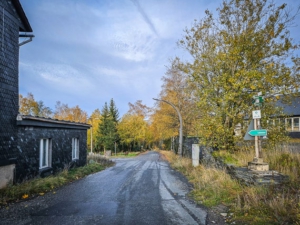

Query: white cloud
[20,62,93,92]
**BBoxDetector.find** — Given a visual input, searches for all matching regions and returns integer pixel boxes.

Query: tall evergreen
[109,98,119,123]
[97,101,119,151]
[109,98,120,148]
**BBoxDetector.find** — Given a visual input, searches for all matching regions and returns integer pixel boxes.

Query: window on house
[40,139,52,169]
[293,118,299,131]
[286,118,292,131]
[72,138,79,160]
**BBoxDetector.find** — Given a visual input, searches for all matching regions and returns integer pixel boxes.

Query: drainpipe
[19,34,34,46]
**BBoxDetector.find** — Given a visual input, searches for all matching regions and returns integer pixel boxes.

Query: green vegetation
[176,0,300,151]
[0,155,114,206]
[110,151,141,158]
[151,0,300,152]
[160,145,300,225]
[97,99,119,151]
[212,150,239,165]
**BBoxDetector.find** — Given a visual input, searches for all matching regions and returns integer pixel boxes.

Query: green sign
[252,96,264,106]
[248,129,267,136]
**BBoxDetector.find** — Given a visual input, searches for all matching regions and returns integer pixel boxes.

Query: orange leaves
[22,194,29,199]
[53,101,88,123]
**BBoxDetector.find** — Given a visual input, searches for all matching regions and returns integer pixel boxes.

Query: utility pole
[153,98,183,156]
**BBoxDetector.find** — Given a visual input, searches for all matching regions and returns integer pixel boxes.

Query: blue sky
[19,0,300,117]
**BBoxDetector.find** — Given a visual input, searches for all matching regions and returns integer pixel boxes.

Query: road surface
[0,151,209,225]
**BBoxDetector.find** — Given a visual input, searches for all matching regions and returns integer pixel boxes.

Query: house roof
[16,114,91,130]
[276,96,300,117]
[11,0,33,32]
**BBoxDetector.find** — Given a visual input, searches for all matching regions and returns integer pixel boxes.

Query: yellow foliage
[22,194,29,199]
[118,114,148,146]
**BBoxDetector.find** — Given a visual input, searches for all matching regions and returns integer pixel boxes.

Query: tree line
[19,93,151,152]
[19,93,88,123]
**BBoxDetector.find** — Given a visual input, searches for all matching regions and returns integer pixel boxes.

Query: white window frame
[294,117,300,131]
[39,138,52,169]
[72,138,79,160]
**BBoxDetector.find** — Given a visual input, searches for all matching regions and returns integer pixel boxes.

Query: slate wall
[17,127,87,181]
[173,137,200,158]
[0,1,21,166]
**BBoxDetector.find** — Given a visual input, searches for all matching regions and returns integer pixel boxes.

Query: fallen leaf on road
[22,194,28,199]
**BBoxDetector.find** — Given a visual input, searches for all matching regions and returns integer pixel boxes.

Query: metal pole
[153,98,183,156]
[91,126,93,154]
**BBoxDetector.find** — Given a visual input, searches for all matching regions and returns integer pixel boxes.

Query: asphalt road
[0,151,208,225]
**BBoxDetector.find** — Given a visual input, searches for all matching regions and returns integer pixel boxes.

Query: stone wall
[173,137,200,158]
[17,127,87,181]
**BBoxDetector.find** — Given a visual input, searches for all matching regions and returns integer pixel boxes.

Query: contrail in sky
[130,0,159,37]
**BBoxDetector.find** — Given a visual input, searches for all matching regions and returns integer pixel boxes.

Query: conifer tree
[97,100,119,151]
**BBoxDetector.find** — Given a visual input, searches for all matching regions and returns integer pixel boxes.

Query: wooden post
[254,118,259,159]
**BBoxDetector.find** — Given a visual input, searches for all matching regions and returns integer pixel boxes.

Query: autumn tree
[117,113,148,151]
[128,100,151,118]
[19,93,52,117]
[151,58,200,150]
[178,0,300,150]
[118,100,150,151]
[87,109,101,152]
[54,101,88,123]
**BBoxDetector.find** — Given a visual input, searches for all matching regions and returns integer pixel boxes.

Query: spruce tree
[109,98,119,123]
[97,100,120,151]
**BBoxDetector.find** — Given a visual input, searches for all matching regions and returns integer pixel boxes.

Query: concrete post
[192,144,200,167]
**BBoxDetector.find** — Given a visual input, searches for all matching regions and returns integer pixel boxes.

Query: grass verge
[110,151,141,158]
[159,149,300,225]
[0,155,114,206]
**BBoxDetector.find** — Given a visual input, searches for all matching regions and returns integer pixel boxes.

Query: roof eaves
[11,0,33,32]
[17,114,91,129]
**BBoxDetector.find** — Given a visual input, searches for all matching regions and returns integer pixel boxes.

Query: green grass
[0,155,114,206]
[110,151,141,158]
[212,150,239,165]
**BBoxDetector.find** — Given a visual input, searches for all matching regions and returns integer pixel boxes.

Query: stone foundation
[227,165,289,186]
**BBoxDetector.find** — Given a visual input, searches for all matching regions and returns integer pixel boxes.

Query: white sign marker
[252,110,261,119]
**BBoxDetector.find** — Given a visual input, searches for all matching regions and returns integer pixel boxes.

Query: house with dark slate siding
[275,96,300,138]
[0,0,90,188]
